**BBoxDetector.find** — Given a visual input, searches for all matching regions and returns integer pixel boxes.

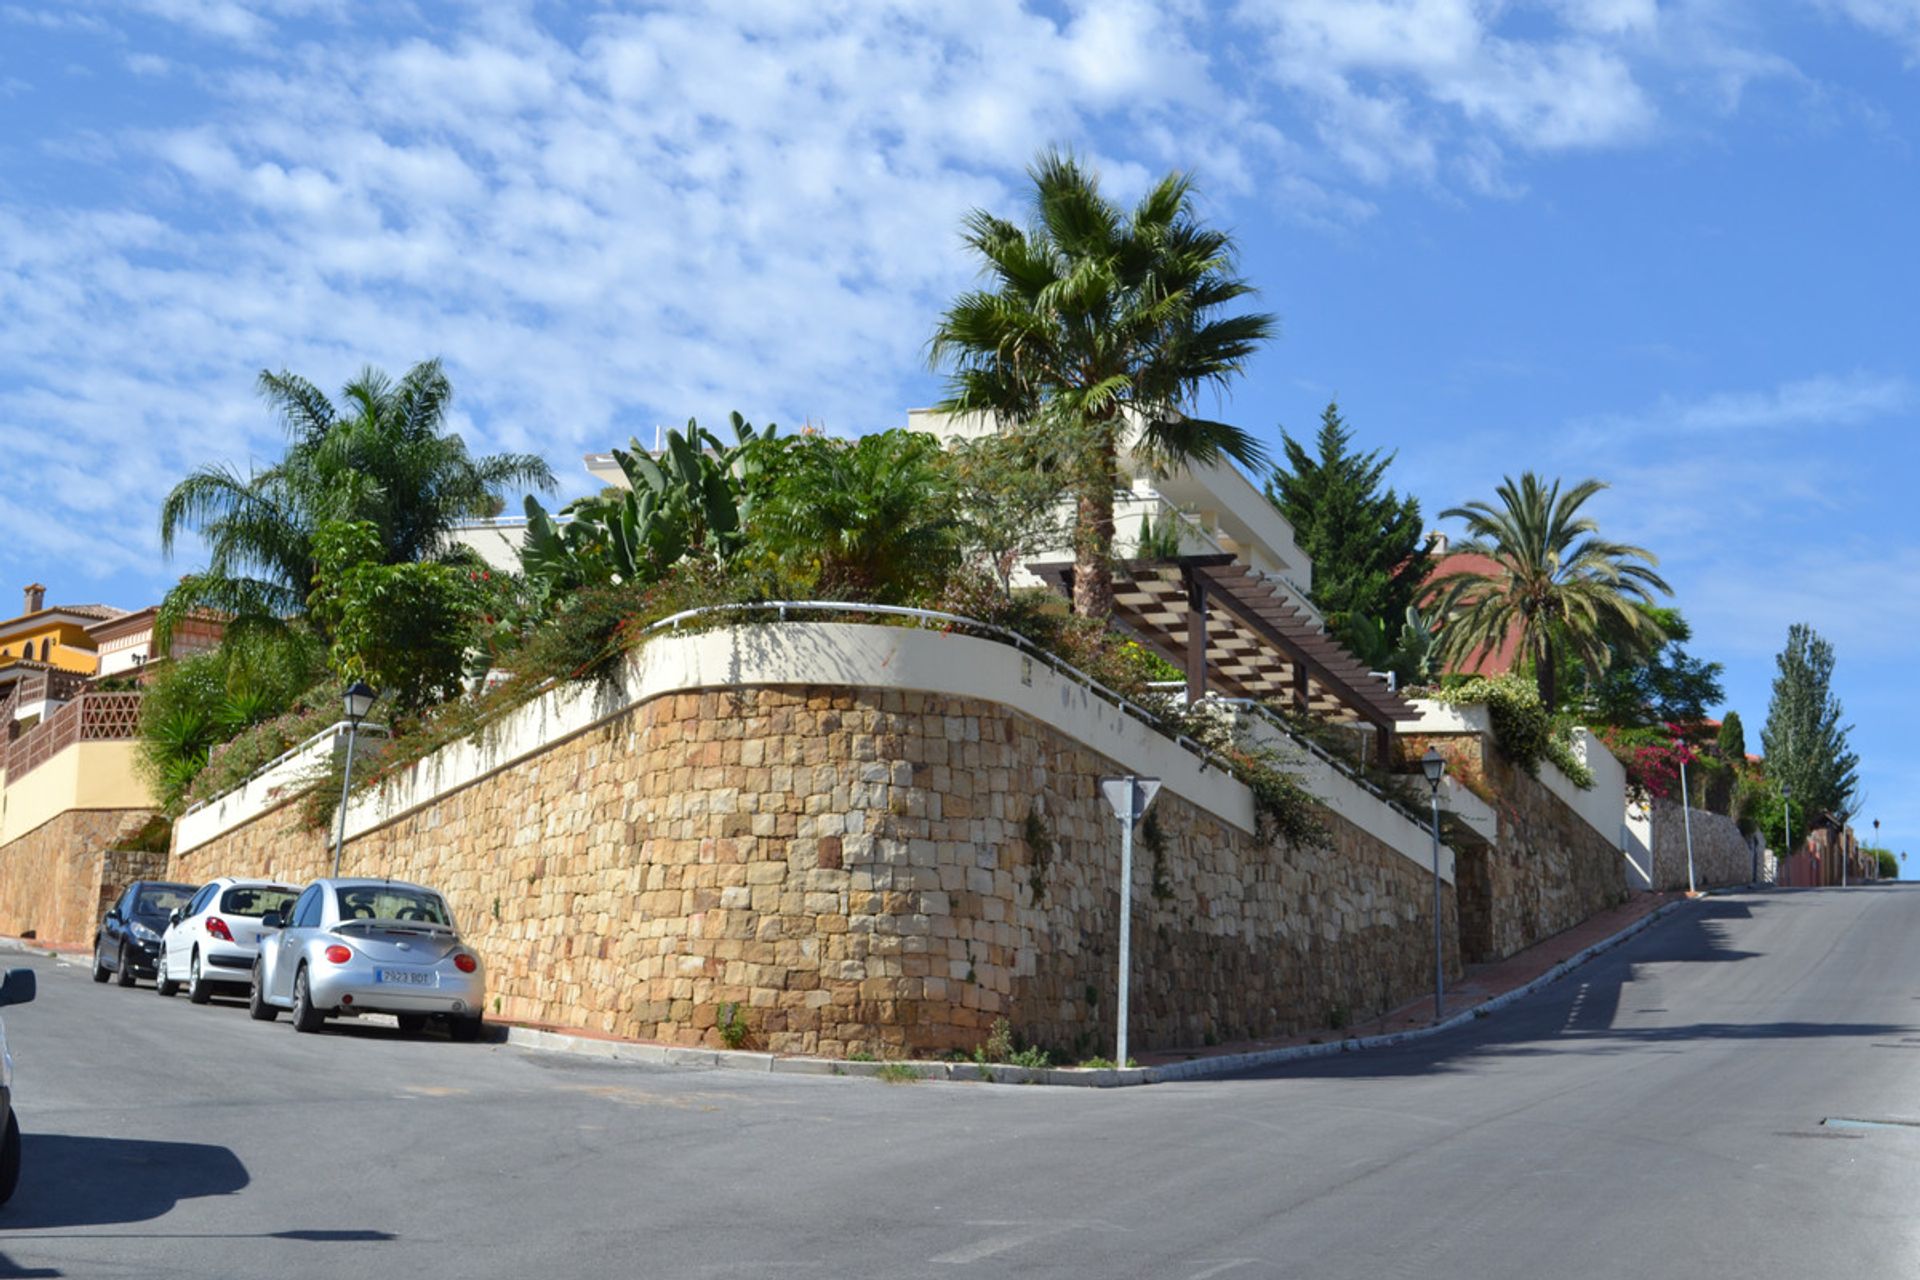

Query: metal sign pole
[1116,807,1134,1068]
[1100,777,1161,1070]
[1679,755,1696,896]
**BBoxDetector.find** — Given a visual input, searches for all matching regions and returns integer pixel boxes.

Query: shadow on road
[1224,894,1916,1082]
[2,1133,249,1229]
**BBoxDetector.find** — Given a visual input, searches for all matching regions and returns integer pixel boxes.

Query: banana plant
[517,414,778,609]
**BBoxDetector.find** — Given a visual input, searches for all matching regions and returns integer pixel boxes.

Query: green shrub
[1434,674,1594,789]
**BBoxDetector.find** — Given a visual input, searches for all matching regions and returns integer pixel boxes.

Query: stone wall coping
[174,723,369,855]
[337,621,1259,837]
[175,620,1464,885]
[1404,698,1630,852]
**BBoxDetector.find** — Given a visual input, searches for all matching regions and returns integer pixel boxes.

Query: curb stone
[503,897,1693,1088]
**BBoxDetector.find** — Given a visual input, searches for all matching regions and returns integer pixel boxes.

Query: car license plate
[375,969,438,986]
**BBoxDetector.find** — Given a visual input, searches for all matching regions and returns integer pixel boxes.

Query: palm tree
[158,359,553,645]
[754,431,965,603]
[1430,473,1671,710]
[928,150,1275,619]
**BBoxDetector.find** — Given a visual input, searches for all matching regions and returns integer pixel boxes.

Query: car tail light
[324,944,353,964]
[207,917,233,942]
[453,951,478,973]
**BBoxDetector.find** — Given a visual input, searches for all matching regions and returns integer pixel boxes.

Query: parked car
[251,878,486,1041]
[91,881,195,987]
[0,966,37,1206]
[156,878,299,1004]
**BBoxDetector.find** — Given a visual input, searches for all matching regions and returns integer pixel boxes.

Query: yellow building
[0,585,121,678]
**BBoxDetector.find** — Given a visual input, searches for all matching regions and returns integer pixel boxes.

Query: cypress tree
[1760,623,1859,819]
[1717,709,1747,760]
[1264,402,1431,662]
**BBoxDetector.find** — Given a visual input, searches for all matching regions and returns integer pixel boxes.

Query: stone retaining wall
[1400,732,1628,964]
[1649,800,1756,891]
[172,686,1458,1058]
[0,808,163,947]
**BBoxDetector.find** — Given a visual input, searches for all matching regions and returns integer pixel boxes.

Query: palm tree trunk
[1071,450,1117,620]
[1536,634,1558,711]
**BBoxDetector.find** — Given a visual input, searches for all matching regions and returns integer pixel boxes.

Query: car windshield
[135,886,192,915]
[219,886,297,919]
[333,886,453,927]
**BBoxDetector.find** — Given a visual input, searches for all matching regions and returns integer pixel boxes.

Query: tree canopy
[1263,401,1430,665]
[929,149,1274,619]
[1761,622,1859,823]
[1574,606,1724,726]
[1431,473,1671,710]
[158,359,553,646]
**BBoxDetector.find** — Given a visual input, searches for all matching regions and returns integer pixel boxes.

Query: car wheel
[0,1110,19,1206]
[187,951,212,1006]
[90,938,109,984]
[290,966,325,1034]
[155,953,178,998]
[114,941,136,988]
[395,1014,428,1036]
[247,966,278,1023]
[448,1014,484,1043]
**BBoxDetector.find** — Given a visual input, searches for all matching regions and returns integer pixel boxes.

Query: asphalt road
[1,884,1917,1279]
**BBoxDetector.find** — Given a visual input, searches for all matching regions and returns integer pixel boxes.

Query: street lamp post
[332,680,378,877]
[1676,736,1697,896]
[1421,749,1447,1021]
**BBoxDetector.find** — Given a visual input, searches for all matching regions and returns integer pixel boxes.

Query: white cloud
[1233,0,1661,187]
[0,1,1888,603]
[1817,0,1920,58]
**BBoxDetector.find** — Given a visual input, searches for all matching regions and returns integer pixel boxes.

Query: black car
[0,966,36,1206]
[91,881,194,987]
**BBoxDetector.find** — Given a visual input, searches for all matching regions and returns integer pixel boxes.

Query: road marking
[931,1221,1072,1264]
[1187,1260,1260,1279]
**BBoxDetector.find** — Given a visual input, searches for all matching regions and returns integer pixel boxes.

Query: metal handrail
[1208,695,1431,829]
[184,719,389,815]
[642,601,1223,767]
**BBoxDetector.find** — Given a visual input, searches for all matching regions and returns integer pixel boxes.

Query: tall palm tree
[928,150,1275,619]
[158,359,553,646]
[1430,473,1671,710]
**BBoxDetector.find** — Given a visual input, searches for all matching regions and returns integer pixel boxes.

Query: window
[134,885,192,915]
[220,885,298,919]
[334,886,453,927]
[290,886,321,929]
[38,639,49,661]
[187,884,217,916]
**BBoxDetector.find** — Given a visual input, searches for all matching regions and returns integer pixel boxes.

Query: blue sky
[2,1,1916,857]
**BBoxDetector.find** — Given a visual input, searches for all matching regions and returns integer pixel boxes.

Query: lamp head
[1420,747,1446,792]
[342,679,377,723]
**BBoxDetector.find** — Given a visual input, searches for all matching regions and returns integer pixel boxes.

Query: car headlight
[130,921,161,943]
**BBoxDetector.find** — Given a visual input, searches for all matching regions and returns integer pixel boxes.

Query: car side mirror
[168,909,183,926]
[0,968,36,1008]
[260,913,283,930]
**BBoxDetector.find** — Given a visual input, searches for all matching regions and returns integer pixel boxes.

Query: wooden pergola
[1029,554,1421,764]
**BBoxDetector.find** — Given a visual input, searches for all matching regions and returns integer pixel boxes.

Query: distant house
[85,606,223,679]
[1421,538,1523,678]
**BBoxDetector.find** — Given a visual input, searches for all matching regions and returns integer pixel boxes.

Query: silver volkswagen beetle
[250,877,486,1041]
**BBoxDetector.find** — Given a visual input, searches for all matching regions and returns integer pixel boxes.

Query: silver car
[250,877,486,1041]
